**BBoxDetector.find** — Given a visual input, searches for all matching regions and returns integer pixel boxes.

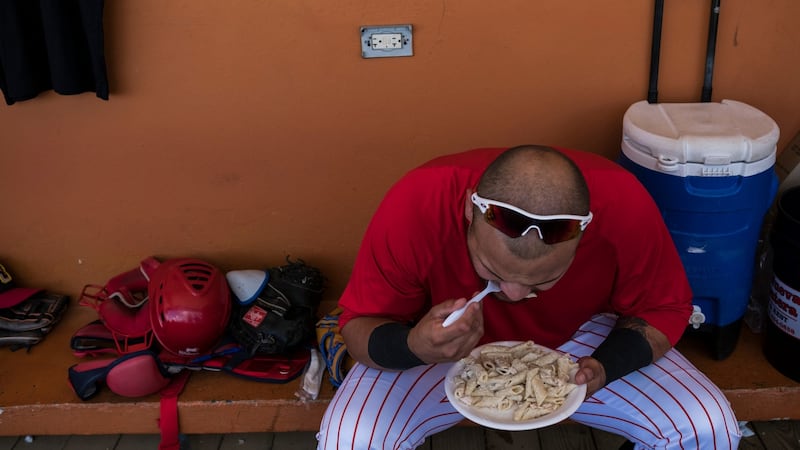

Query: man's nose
[498,282,534,301]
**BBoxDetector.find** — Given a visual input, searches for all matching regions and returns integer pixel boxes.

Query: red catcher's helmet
[148,258,231,357]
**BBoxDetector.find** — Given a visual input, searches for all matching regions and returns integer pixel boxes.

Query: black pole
[648,0,665,104]
[701,0,721,102]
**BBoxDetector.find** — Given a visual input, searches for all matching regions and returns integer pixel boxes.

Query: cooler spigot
[689,305,706,329]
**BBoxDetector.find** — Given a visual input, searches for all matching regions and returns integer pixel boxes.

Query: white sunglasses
[471,192,593,243]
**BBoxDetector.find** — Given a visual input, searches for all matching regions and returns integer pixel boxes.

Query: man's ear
[464,188,474,223]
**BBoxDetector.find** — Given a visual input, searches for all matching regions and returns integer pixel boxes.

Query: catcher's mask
[105,257,161,307]
[226,269,269,305]
[78,257,161,354]
[149,258,231,357]
[80,257,161,309]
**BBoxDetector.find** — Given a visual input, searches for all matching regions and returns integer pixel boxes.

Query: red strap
[157,370,191,450]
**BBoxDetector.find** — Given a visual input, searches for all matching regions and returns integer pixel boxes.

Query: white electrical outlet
[371,33,403,50]
[361,25,413,58]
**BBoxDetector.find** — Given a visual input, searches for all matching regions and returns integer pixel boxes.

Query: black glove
[228,258,325,355]
[0,292,69,351]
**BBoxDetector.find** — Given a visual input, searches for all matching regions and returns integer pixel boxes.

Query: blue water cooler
[619,99,780,359]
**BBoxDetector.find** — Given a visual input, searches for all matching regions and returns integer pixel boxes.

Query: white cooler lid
[621,99,779,177]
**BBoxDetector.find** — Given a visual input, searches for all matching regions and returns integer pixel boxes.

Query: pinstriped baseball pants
[317,314,740,450]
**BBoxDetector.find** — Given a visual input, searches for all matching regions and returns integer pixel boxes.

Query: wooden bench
[1,302,798,436]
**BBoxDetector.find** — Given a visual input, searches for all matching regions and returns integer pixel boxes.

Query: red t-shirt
[338,147,692,348]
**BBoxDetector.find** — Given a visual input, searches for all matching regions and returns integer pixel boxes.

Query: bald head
[477,145,590,216]
[472,145,590,258]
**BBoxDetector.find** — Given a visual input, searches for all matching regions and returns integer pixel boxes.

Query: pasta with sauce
[451,341,580,421]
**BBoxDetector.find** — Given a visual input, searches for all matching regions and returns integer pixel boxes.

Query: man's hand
[573,316,673,397]
[574,356,606,397]
[341,295,485,370]
[407,298,485,364]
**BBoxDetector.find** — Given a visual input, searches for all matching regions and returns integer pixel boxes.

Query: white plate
[444,341,587,431]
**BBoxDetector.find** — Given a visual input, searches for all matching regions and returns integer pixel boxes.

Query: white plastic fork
[441,281,501,327]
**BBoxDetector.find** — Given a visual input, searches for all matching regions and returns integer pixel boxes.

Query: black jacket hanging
[0,0,109,105]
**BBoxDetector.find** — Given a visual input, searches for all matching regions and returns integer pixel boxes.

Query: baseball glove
[228,257,325,356]
[0,292,70,351]
[316,307,355,387]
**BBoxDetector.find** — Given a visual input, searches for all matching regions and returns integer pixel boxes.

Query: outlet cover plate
[361,25,413,58]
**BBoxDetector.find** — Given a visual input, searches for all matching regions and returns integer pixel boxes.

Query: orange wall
[2,0,799,300]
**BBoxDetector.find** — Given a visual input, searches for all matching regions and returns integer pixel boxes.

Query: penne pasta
[530,376,548,406]
[452,341,579,421]
[474,395,504,408]
[513,401,532,421]
[454,380,466,398]
[534,352,559,366]
[495,385,525,398]
[465,378,478,397]
[479,344,515,354]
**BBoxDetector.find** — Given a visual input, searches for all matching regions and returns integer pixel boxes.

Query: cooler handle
[647,0,721,104]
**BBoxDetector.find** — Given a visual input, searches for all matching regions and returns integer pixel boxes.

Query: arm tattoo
[616,316,649,335]
[616,315,672,359]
